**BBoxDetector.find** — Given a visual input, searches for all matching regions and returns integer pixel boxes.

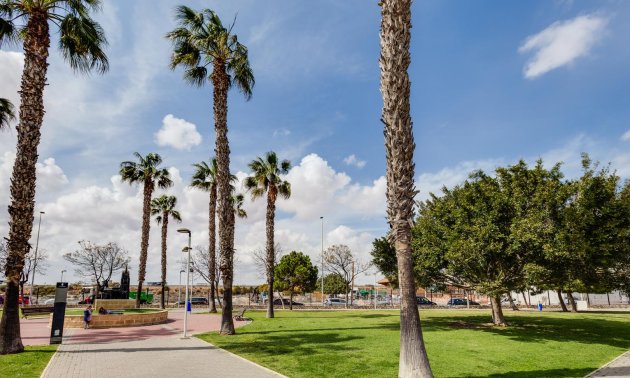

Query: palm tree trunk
[136,181,154,308]
[213,62,235,335]
[380,0,433,376]
[160,213,169,309]
[557,289,569,312]
[265,191,277,318]
[209,186,217,313]
[0,11,50,355]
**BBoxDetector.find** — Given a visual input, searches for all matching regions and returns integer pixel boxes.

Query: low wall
[53,310,168,328]
[94,299,136,310]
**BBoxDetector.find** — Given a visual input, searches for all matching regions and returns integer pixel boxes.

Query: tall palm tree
[244,151,291,319]
[151,195,182,309]
[0,0,108,355]
[190,158,237,313]
[167,5,254,335]
[120,152,173,308]
[380,0,433,376]
[0,98,15,130]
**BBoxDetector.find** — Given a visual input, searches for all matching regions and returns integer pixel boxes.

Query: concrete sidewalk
[587,350,630,377]
[41,335,284,378]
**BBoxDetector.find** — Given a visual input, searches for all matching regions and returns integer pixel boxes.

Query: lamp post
[178,228,191,338]
[28,211,45,304]
[320,216,324,304]
[60,270,66,283]
[178,270,185,308]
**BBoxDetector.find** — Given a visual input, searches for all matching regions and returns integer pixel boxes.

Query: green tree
[318,273,350,296]
[120,152,173,308]
[244,151,291,319]
[0,0,108,355]
[370,237,398,287]
[274,251,318,310]
[379,0,432,375]
[0,98,15,130]
[167,5,254,335]
[151,195,182,309]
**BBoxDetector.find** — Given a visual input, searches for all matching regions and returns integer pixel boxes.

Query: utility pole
[320,216,324,304]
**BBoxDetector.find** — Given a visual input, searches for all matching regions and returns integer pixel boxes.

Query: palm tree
[244,151,291,319]
[380,0,433,376]
[151,195,182,309]
[0,98,15,130]
[167,6,254,335]
[120,152,173,308]
[231,193,247,219]
[0,0,108,355]
[190,158,237,313]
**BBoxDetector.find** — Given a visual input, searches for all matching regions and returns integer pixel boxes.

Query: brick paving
[23,309,282,378]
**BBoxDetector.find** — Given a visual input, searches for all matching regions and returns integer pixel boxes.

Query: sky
[1,0,630,287]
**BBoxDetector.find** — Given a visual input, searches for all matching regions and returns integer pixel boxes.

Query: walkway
[588,350,630,377]
[25,309,283,378]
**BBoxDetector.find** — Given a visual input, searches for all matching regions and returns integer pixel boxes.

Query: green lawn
[0,345,57,378]
[197,309,630,378]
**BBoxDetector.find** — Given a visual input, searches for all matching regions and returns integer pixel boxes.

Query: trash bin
[186,301,191,312]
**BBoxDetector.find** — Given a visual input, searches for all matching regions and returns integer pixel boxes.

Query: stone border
[50,310,168,328]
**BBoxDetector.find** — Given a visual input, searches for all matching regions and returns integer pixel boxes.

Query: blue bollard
[187,301,192,312]
[537,303,543,312]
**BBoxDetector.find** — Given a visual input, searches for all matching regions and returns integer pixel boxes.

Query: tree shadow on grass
[465,367,594,378]
[426,314,630,349]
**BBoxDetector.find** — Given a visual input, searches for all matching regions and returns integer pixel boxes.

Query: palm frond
[278,181,291,200]
[0,97,16,130]
[0,11,19,47]
[58,13,109,75]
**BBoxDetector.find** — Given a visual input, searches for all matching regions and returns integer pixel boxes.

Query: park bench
[21,306,54,319]
[233,308,247,321]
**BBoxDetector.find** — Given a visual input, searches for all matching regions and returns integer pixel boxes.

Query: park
[1,1,630,378]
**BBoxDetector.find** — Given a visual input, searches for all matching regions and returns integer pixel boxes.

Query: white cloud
[621,129,630,142]
[273,128,291,137]
[154,114,202,151]
[343,154,366,169]
[519,14,608,79]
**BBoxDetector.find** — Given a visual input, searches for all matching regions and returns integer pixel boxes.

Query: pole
[179,270,184,308]
[374,272,377,310]
[184,235,191,338]
[320,216,324,304]
[60,270,66,283]
[29,211,44,305]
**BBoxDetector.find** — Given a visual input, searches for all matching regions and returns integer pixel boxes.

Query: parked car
[325,298,349,306]
[447,298,480,306]
[416,296,437,306]
[43,298,55,305]
[272,298,304,306]
[177,297,209,305]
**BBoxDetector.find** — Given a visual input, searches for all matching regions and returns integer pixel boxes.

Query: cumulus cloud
[621,129,630,142]
[343,154,366,169]
[519,14,608,79]
[273,128,291,137]
[154,114,202,151]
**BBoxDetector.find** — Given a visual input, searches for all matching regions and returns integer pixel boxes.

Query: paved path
[588,350,630,377]
[41,336,283,378]
[28,309,283,378]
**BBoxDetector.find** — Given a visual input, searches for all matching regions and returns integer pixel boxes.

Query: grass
[197,309,630,378]
[0,345,57,378]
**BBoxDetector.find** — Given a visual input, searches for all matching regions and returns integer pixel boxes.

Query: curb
[584,349,630,377]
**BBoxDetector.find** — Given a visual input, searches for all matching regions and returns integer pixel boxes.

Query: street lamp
[320,216,324,304]
[60,270,66,283]
[178,228,191,338]
[178,270,185,308]
[29,211,45,305]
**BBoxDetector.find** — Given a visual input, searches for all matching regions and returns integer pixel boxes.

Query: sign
[50,282,68,345]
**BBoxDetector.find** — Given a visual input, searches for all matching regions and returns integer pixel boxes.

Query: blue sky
[1,0,630,286]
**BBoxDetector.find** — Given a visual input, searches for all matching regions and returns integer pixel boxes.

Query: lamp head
[177,228,190,234]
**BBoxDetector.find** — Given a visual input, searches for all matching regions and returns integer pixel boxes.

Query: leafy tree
[324,244,371,307]
[274,251,318,310]
[63,241,130,299]
[120,152,172,308]
[0,0,108,354]
[168,6,254,335]
[379,0,432,375]
[151,195,182,309]
[0,98,15,130]
[370,237,398,287]
[318,273,350,296]
[244,151,291,318]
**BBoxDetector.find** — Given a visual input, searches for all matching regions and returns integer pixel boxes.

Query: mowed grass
[197,309,630,378]
[0,345,57,378]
